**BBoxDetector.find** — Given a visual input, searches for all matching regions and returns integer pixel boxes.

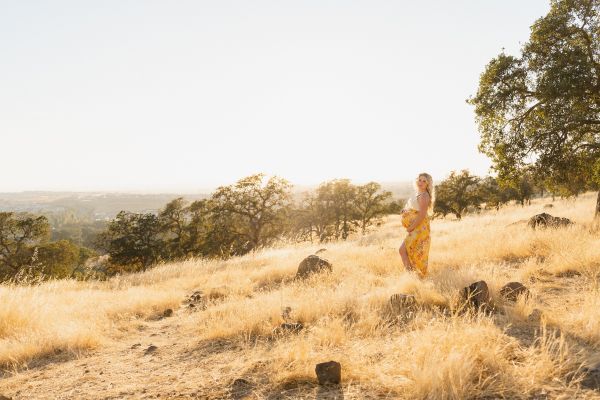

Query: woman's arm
[407,194,430,232]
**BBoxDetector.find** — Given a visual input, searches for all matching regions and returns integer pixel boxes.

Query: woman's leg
[399,241,413,271]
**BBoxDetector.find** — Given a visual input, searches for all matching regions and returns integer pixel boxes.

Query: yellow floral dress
[401,208,431,277]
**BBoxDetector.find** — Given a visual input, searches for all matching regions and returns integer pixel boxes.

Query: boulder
[581,362,600,390]
[315,361,341,385]
[528,213,573,229]
[499,282,530,302]
[460,281,491,310]
[144,345,158,355]
[162,308,173,318]
[296,255,332,278]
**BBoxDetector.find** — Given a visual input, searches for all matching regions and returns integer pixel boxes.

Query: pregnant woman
[399,173,435,278]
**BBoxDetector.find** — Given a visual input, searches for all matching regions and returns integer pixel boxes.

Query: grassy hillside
[1,193,599,399]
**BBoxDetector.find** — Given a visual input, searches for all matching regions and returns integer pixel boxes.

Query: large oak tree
[469,0,600,217]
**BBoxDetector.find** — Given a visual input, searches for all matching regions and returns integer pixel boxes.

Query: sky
[0,0,551,193]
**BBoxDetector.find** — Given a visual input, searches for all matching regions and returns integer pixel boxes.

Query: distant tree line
[0,212,96,281]
[95,175,395,275]
[0,166,591,282]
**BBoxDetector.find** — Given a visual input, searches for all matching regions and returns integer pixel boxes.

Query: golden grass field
[1,192,600,399]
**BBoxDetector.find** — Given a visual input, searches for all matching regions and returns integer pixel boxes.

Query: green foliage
[293,180,392,242]
[206,174,292,257]
[0,212,50,280]
[99,211,165,273]
[468,0,600,216]
[434,170,482,220]
[35,240,81,279]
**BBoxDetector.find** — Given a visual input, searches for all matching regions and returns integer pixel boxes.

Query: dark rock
[144,345,158,355]
[231,378,253,398]
[460,281,491,310]
[131,343,141,349]
[528,308,544,323]
[296,255,332,278]
[315,361,341,385]
[281,306,292,321]
[528,213,573,229]
[543,204,554,208]
[581,362,600,390]
[188,303,195,309]
[389,294,417,314]
[500,282,530,302]
[163,309,173,318]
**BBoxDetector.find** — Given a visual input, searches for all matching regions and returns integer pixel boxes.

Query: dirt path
[0,305,241,400]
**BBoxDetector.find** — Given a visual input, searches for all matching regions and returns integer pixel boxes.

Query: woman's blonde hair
[415,172,435,212]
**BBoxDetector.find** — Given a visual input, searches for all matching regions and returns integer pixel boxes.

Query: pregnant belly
[401,209,418,228]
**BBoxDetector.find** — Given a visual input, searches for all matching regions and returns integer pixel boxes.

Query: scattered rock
[528,308,544,324]
[144,345,158,355]
[500,282,530,302]
[231,378,254,398]
[188,303,196,309]
[315,248,327,254]
[460,281,491,311]
[162,308,173,318]
[389,294,417,314]
[296,255,332,279]
[581,362,600,390]
[528,213,573,229]
[315,361,341,385]
[190,290,203,302]
[281,306,292,321]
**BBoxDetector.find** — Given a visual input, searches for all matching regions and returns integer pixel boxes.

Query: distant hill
[0,182,411,221]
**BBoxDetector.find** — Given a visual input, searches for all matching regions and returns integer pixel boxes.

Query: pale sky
[0,1,550,192]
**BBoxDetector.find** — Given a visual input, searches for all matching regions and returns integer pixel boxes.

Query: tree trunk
[596,190,600,219]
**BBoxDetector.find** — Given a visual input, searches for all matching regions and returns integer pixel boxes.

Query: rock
[500,282,530,302]
[296,255,332,279]
[315,361,341,385]
[190,290,203,302]
[131,343,141,349]
[144,345,158,355]
[315,248,327,254]
[231,378,253,398]
[528,213,573,229]
[528,308,544,324]
[163,309,173,318]
[581,362,600,390]
[460,281,491,310]
[389,294,417,314]
[0,395,12,400]
[543,204,554,208]
[281,306,292,321]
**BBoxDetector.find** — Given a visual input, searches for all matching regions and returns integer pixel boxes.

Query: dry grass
[0,193,599,399]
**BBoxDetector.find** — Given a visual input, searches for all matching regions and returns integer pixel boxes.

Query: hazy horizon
[1,1,550,192]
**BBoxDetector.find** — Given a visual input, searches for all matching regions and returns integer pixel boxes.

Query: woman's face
[416,176,428,191]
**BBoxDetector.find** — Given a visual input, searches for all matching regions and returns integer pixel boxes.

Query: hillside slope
[1,193,600,399]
